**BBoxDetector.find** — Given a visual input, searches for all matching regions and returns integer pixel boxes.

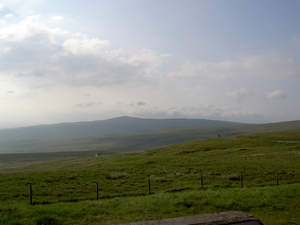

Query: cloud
[226,88,253,102]
[62,38,111,56]
[168,54,299,80]
[110,101,257,121]
[136,101,146,106]
[0,15,169,89]
[52,16,64,22]
[263,90,287,99]
[0,3,4,10]
[168,60,238,80]
[75,102,95,108]
[128,50,171,65]
[240,54,297,79]
[0,15,69,42]
[5,14,13,18]
[0,46,10,53]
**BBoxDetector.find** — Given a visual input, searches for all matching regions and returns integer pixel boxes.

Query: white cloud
[182,84,207,97]
[109,101,257,121]
[124,48,171,79]
[0,3,4,10]
[0,15,169,89]
[5,14,14,18]
[240,54,296,79]
[0,46,10,53]
[0,15,69,42]
[52,16,64,21]
[168,53,299,80]
[226,88,253,102]
[75,102,96,108]
[168,60,238,80]
[62,38,111,56]
[264,90,287,99]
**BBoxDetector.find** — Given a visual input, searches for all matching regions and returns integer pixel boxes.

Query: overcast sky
[1,0,300,128]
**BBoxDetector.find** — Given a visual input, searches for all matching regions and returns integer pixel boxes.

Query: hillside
[0,129,299,224]
[1,119,300,154]
[0,116,244,144]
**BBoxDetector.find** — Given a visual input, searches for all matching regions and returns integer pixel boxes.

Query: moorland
[1,117,300,156]
[0,129,300,225]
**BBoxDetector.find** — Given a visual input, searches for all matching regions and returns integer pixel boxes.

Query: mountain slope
[0,116,245,143]
[1,119,300,154]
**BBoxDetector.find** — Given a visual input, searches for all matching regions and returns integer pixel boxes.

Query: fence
[26,170,294,205]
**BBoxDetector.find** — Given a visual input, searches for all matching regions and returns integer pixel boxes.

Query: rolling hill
[1,129,300,224]
[0,116,245,144]
[1,117,300,154]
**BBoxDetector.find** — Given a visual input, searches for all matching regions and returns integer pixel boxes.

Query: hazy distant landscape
[0,116,245,143]
[1,117,300,156]
[1,116,300,173]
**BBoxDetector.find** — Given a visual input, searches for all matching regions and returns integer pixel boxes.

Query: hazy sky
[1,0,300,128]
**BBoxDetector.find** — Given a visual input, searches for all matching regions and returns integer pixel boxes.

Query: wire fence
[25,170,300,205]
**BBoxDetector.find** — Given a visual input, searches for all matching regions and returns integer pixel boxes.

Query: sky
[0,0,300,128]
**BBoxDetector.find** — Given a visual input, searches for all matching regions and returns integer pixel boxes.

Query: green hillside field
[0,130,300,224]
[1,119,300,154]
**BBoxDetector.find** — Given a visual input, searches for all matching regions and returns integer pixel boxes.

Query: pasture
[0,130,300,224]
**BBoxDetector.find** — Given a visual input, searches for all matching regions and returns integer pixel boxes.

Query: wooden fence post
[240,173,243,188]
[276,173,279,185]
[96,182,99,199]
[200,171,204,189]
[148,179,151,194]
[29,184,33,205]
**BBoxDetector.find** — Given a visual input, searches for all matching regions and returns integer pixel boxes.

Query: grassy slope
[0,117,245,143]
[2,120,300,154]
[0,130,300,224]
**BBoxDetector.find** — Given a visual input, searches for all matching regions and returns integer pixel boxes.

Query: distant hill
[0,116,245,144]
[1,118,300,154]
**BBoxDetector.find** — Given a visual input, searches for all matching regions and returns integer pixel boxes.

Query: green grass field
[1,130,300,224]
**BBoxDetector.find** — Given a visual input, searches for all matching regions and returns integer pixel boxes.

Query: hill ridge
[0,116,245,144]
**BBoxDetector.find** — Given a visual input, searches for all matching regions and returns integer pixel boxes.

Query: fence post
[148,179,151,194]
[200,171,204,189]
[96,182,99,199]
[276,173,279,185]
[244,154,246,160]
[240,173,243,188]
[29,184,33,205]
